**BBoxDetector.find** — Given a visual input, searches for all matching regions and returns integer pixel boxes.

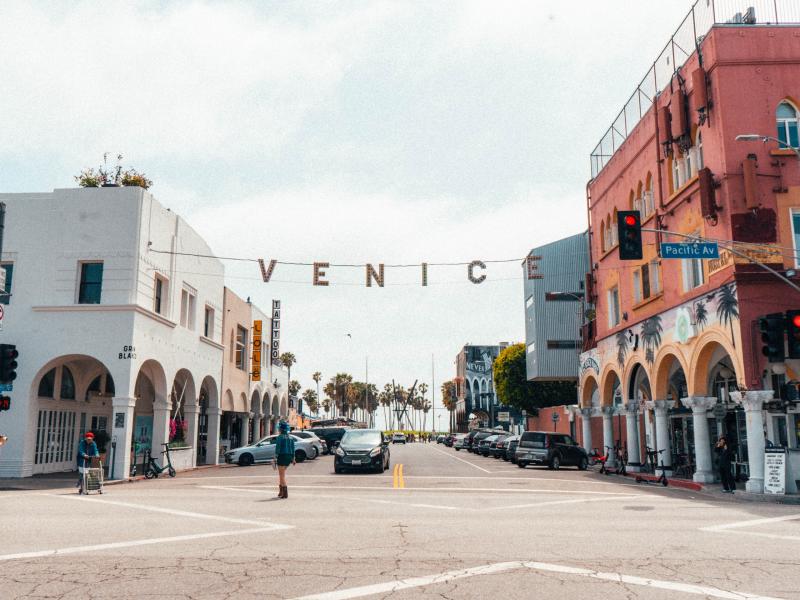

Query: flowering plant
[169,418,188,442]
[74,154,153,189]
[121,168,152,189]
[74,168,103,188]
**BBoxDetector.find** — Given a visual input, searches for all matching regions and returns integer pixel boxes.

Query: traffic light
[0,344,17,384]
[759,314,785,362]
[786,310,800,359]
[617,211,642,260]
[0,396,9,412]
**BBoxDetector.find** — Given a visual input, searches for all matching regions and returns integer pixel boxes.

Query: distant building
[524,232,590,382]
[454,343,520,432]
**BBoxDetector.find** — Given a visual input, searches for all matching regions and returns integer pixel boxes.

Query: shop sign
[251,320,262,382]
[764,448,786,495]
[119,345,137,360]
[497,411,510,422]
[270,300,281,364]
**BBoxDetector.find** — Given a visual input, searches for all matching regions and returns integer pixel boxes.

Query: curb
[623,471,704,491]
[104,463,229,486]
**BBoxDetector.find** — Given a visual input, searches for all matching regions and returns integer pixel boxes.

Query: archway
[580,375,599,408]
[280,395,288,418]
[197,375,219,465]
[628,363,651,462]
[250,390,262,442]
[30,354,118,475]
[170,369,196,449]
[132,360,168,473]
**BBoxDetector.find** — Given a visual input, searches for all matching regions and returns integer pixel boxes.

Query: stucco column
[680,396,717,483]
[151,403,171,464]
[580,408,593,453]
[731,390,772,494]
[601,406,616,468]
[110,397,136,481]
[650,400,674,470]
[252,415,263,442]
[206,407,222,465]
[624,403,642,469]
[183,403,200,467]
[240,413,252,447]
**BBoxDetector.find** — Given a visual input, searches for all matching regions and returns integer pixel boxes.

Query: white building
[0,187,228,479]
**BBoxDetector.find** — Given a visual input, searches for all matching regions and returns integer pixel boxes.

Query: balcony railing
[590,0,800,178]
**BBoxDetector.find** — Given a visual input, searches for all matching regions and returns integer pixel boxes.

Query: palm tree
[694,301,708,331]
[640,315,663,365]
[312,371,322,415]
[616,331,629,368]
[302,389,319,415]
[716,283,739,348]
[279,352,297,406]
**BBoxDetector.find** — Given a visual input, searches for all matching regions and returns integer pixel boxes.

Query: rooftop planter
[75,154,152,189]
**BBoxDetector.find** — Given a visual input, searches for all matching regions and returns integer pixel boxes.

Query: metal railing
[590,0,800,178]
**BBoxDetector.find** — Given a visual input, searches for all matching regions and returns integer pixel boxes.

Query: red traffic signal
[787,310,800,359]
[624,215,637,226]
[617,211,643,260]
[0,396,10,412]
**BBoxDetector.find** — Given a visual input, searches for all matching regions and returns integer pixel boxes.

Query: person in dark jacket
[275,421,296,499]
[715,436,736,493]
[77,431,99,493]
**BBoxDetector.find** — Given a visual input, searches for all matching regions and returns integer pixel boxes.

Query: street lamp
[735,134,800,158]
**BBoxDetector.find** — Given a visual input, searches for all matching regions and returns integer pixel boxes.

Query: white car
[391,433,407,444]
[225,434,317,466]
[287,430,324,458]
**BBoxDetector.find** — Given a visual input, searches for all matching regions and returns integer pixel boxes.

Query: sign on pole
[270,300,281,365]
[764,448,786,495]
[660,242,719,259]
[497,411,510,422]
[251,320,262,381]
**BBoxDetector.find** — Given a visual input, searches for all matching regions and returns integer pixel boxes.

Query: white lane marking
[199,485,461,510]
[427,445,492,473]
[700,513,800,532]
[46,493,293,529]
[709,530,800,542]
[200,484,637,496]
[484,495,642,511]
[0,527,277,562]
[291,560,785,600]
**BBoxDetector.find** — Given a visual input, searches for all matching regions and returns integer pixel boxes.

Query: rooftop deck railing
[589,0,800,179]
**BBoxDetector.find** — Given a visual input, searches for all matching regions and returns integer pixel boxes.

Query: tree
[325,373,353,418]
[440,380,456,411]
[279,352,297,407]
[302,389,319,415]
[493,343,576,413]
[312,371,322,415]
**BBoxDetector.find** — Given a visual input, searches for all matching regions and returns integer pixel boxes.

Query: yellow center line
[398,464,405,489]
[392,463,399,488]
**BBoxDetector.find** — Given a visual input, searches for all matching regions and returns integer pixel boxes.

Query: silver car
[286,431,324,458]
[225,434,316,466]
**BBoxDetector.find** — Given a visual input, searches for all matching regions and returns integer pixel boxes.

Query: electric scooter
[144,443,177,479]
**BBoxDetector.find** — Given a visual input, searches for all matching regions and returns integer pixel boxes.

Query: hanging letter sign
[251,320,262,382]
[270,300,281,364]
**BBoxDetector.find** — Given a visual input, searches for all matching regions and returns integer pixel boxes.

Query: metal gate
[33,409,78,474]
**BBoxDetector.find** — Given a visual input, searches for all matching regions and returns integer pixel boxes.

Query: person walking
[77,431,99,494]
[715,436,736,494]
[275,421,295,499]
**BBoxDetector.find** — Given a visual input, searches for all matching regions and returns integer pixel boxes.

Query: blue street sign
[0,383,12,392]
[660,242,719,259]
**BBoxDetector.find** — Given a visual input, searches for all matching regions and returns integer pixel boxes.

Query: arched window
[60,366,76,400]
[611,209,618,246]
[38,369,56,398]
[777,101,799,148]
[672,156,682,191]
[106,373,115,395]
[600,218,607,252]
[695,130,704,170]
[644,173,654,216]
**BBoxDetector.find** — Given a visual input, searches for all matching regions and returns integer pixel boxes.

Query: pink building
[578,2,800,493]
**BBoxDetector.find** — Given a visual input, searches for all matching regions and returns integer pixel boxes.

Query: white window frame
[235,325,247,370]
[607,287,620,328]
[633,270,642,304]
[777,101,799,148]
[681,235,705,291]
[204,305,215,339]
[649,259,662,295]
[153,274,169,316]
[180,285,197,330]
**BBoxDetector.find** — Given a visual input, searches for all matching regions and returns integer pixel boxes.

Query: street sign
[764,448,786,495]
[0,383,11,392]
[660,242,719,259]
[497,411,510,422]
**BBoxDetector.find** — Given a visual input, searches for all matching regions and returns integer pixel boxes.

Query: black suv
[307,427,350,454]
[515,431,589,470]
[334,429,390,474]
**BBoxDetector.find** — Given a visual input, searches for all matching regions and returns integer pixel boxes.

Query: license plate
[351,459,362,465]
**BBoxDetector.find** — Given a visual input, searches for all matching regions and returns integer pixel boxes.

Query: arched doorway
[628,363,651,465]
[132,360,168,474]
[31,355,117,475]
[197,376,218,465]
[250,390,261,443]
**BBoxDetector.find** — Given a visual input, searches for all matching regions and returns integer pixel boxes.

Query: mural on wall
[581,282,741,387]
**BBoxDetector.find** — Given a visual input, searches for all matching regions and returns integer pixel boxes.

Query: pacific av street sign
[660,242,719,259]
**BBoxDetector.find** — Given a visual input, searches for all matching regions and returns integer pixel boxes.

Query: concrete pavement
[1,442,798,599]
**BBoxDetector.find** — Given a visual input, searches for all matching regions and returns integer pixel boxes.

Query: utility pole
[431,353,435,434]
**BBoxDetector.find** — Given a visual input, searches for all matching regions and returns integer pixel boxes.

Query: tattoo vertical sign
[251,320,262,382]
[270,300,281,365]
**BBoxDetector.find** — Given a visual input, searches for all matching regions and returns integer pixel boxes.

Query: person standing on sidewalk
[275,422,295,499]
[715,436,736,494]
[76,432,99,493]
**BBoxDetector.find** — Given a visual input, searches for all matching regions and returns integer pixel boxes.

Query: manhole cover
[623,505,654,511]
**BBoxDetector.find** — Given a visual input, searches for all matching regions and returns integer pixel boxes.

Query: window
[38,369,56,398]
[527,342,535,354]
[682,236,705,291]
[611,209,618,246]
[0,263,12,305]
[204,306,215,338]
[546,340,579,349]
[695,131,704,171]
[235,325,247,370]
[777,101,799,148]
[643,176,655,217]
[60,366,76,400]
[180,286,196,330]
[154,275,168,315]
[633,263,652,305]
[78,262,103,304]
[525,295,534,309]
[649,259,662,295]
[607,286,620,328]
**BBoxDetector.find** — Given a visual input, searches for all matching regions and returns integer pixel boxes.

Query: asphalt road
[2,442,800,599]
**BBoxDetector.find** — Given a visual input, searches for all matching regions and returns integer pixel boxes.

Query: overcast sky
[1,1,693,429]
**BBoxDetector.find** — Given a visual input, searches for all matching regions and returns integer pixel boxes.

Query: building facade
[454,343,519,432]
[524,232,590,381]
[579,5,800,493]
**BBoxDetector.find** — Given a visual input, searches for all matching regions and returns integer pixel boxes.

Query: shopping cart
[80,457,104,495]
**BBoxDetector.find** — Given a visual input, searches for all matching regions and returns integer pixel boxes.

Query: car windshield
[342,431,382,446]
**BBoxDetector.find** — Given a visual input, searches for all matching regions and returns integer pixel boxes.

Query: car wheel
[334,465,343,474]
[454,448,460,451]
[295,450,307,463]
[578,457,588,471]
[549,455,561,470]
[518,462,526,468]
[311,447,319,459]
[238,453,254,467]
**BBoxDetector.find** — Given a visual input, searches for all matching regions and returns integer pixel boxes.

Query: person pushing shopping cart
[77,431,99,494]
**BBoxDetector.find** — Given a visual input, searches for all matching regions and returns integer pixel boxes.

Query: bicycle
[614,442,627,476]
[590,446,613,475]
[144,443,177,479]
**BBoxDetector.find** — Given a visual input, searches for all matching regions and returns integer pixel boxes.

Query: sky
[0,0,695,429]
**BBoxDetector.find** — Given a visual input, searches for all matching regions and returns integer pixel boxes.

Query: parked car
[453,434,469,450]
[307,427,351,454]
[478,434,499,456]
[436,435,446,444]
[515,431,589,470]
[503,435,520,461]
[392,432,407,444]
[225,434,315,466]
[469,431,494,453]
[492,435,510,458]
[286,431,324,458]
[335,429,390,473]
